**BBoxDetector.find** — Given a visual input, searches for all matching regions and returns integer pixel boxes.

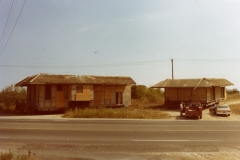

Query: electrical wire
[0,59,239,69]
[0,0,27,57]
[0,0,15,45]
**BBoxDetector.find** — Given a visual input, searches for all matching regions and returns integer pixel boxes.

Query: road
[0,117,240,160]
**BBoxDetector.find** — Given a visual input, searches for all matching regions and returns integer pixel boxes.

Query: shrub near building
[131,85,164,103]
[0,84,27,112]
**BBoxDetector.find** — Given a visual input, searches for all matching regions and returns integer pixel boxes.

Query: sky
[0,0,240,90]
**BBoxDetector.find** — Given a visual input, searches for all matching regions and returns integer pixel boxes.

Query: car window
[218,106,228,108]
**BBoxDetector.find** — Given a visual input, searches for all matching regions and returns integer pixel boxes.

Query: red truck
[180,102,202,119]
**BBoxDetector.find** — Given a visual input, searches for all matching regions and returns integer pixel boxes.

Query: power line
[0,59,239,69]
[0,0,27,57]
[0,0,15,45]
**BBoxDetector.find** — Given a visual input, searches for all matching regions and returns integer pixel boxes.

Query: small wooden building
[15,73,136,111]
[151,78,233,107]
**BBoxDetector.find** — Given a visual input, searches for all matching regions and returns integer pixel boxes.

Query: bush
[227,88,239,94]
[131,85,164,103]
[0,84,26,111]
[131,85,147,100]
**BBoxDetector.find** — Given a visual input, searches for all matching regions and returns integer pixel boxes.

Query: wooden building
[15,73,136,111]
[151,78,233,107]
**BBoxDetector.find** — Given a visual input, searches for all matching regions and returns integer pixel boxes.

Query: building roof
[151,78,233,88]
[15,73,136,86]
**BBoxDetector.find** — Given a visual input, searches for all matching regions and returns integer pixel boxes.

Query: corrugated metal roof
[151,78,233,88]
[15,73,136,86]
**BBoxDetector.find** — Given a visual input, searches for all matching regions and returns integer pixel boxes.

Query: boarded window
[57,85,62,91]
[76,86,83,93]
[45,85,51,100]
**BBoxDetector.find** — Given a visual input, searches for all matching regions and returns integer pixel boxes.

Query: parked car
[210,104,231,116]
[180,102,202,119]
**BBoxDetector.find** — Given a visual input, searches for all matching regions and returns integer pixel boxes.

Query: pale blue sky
[0,0,240,90]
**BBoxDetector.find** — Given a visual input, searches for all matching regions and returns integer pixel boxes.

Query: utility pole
[171,59,174,79]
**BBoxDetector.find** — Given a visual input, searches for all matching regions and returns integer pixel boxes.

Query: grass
[63,106,171,119]
[229,104,240,115]
[0,149,35,160]
[63,99,171,119]
[221,93,240,115]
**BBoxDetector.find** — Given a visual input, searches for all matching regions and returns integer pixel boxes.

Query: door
[116,92,122,104]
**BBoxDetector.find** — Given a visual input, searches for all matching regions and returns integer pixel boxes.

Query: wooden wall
[27,84,131,109]
[165,87,226,103]
[214,87,225,100]
[93,85,126,106]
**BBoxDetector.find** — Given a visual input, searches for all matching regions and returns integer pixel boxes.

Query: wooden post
[171,59,174,79]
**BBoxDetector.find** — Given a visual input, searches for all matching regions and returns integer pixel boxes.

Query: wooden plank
[192,88,206,101]
[104,85,111,99]
[165,88,178,101]
[94,91,101,105]
[71,85,76,101]
[68,85,72,101]
[39,85,45,108]
[94,85,101,91]
[83,85,90,100]
[51,85,56,107]
[214,87,222,99]
[56,91,64,108]
[116,85,125,92]
[207,88,213,101]
[75,85,91,101]
[178,88,191,101]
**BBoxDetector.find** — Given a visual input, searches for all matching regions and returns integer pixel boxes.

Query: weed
[0,149,35,160]
[63,107,171,119]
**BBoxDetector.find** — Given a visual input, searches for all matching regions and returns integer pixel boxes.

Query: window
[45,85,51,100]
[76,86,83,93]
[57,85,62,91]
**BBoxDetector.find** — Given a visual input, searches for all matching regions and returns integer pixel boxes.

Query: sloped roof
[151,78,233,88]
[15,73,136,86]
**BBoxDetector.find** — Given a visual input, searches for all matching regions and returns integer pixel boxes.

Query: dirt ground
[163,107,240,121]
[155,98,240,160]
[161,94,240,121]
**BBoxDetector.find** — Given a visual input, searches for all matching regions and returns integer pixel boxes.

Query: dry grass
[63,106,170,119]
[131,98,164,109]
[229,104,240,115]
[223,94,240,115]
[0,149,35,160]
[63,99,170,119]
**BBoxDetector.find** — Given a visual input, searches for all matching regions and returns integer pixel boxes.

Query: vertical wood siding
[39,85,45,108]
[165,88,178,101]
[192,88,206,101]
[178,88,191,101]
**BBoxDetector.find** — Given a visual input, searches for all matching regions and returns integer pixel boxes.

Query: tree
[0,84,27,110]
[145,88,164,103]
[131,85,147,100]
[131,85,164,103]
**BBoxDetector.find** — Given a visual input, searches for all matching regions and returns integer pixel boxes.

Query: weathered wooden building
[151,78,233,107]
[15,73,136,111]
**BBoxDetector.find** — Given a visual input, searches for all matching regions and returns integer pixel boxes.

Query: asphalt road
[0,117,240,160]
